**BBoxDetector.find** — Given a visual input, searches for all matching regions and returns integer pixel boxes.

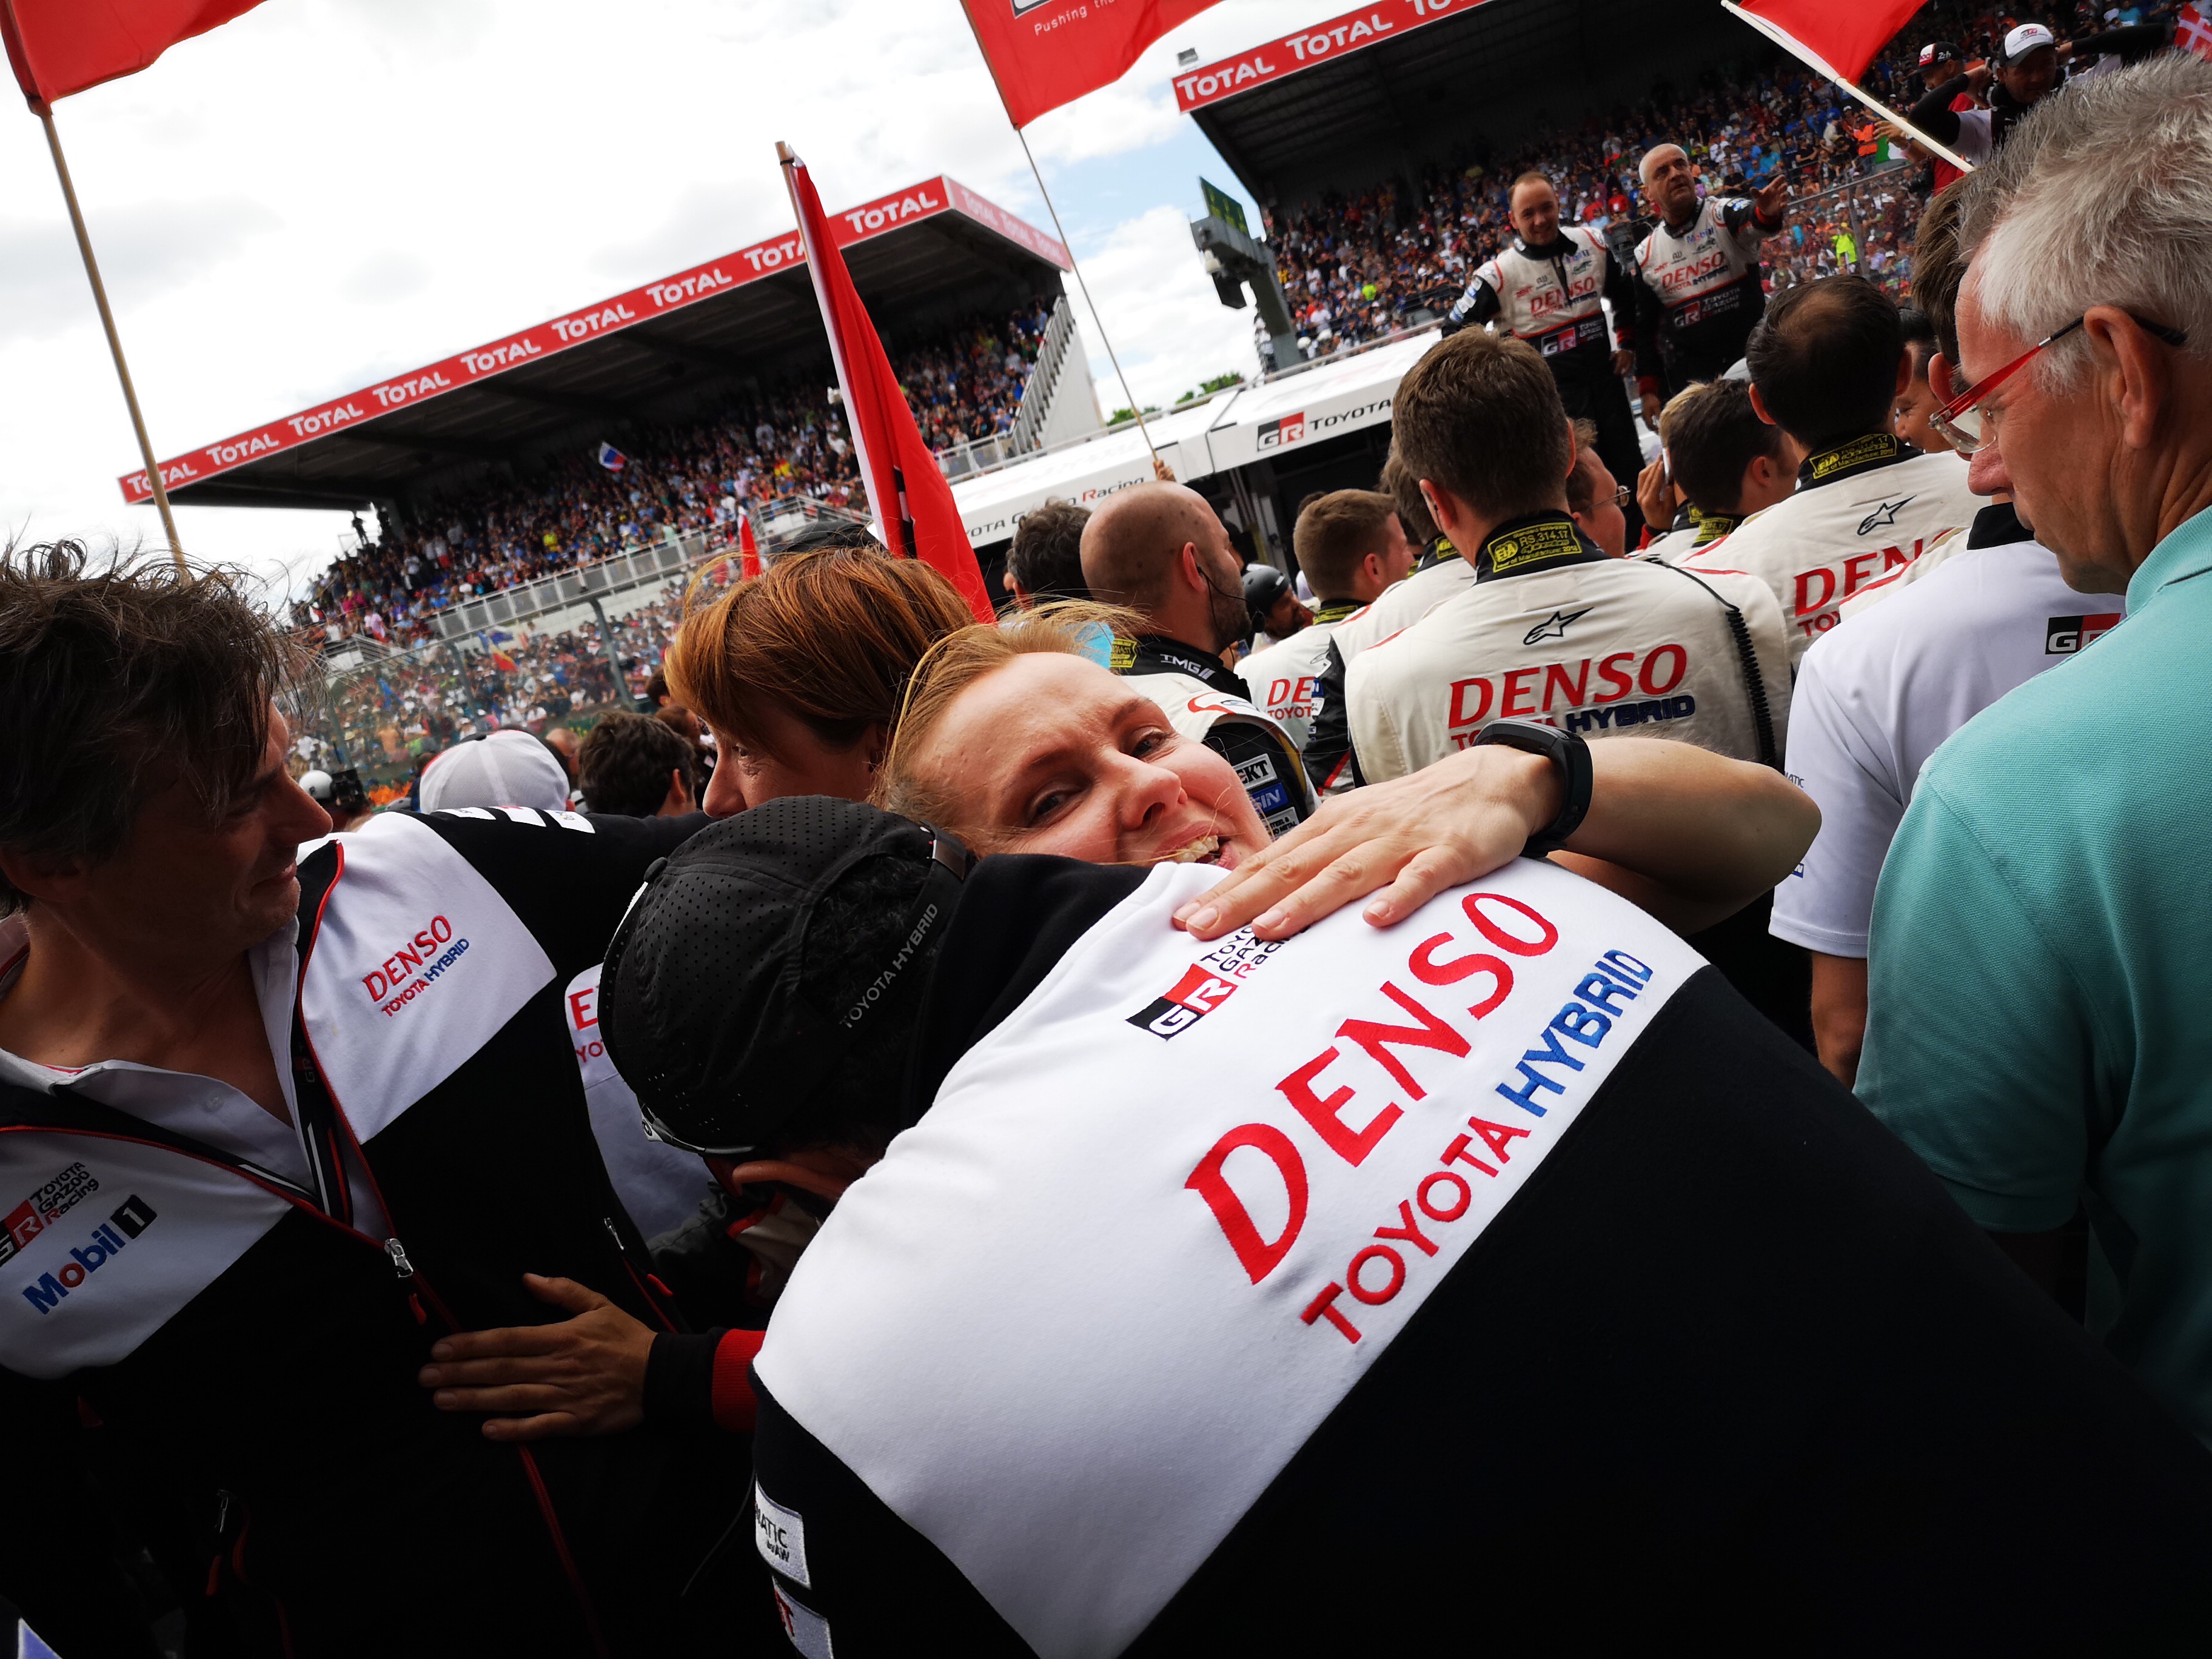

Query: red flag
[1723,0,1928,88]
[780,146,996,624]
[0,0,268,110]
[738,512,763,581]
[960,0,1224,128]
[2180,2,2212,59]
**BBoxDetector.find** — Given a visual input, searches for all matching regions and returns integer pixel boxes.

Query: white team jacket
[1128,670,1316,833]
[1678,437,1980,663]
[1348,520,1791,782]
[1236,605,1361,751]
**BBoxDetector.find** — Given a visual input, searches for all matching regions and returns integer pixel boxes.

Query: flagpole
[38,105,188,571]
[1721,2,1977,173]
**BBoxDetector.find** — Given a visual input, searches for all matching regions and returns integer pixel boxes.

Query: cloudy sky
[0,0,1347,598]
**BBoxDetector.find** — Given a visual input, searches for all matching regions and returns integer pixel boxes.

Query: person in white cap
[1908,16,2171,164]
[415,728,573,814]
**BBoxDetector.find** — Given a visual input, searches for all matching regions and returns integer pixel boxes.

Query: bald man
[1081,482,1315,834]
[1629,144,1788,424]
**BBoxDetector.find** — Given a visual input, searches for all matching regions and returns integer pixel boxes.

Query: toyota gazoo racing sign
[120,177,1067,505]
[1218,392,1393,468]
[1173,0,1484,113]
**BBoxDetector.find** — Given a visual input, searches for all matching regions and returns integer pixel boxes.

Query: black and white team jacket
[0,808,757,1658]
[1110,634,1313,836]
[1631,195,1778,397]
[748,855,2212,1657]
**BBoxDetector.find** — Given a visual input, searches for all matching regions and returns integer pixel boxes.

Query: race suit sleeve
[1445,272,1502,333]
[414,808,705,980]
[1602,246,1638,352]
[1909,76,1970,146]
[1855,782,2090,1233]
[1301,637,1366,794]
[2073,22,2171,64]
[644,1328,765,1433]
[1632,252,1666,398]
[0,1369,166,1659]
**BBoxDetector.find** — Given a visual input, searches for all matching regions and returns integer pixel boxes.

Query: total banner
[962,0,1224,128]
[118,176,1066,505]
[1173,0,1480,113]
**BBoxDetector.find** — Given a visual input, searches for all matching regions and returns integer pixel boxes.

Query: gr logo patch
[2046,612,2122,654]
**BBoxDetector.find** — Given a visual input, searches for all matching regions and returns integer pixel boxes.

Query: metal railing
[936,296,1074,482]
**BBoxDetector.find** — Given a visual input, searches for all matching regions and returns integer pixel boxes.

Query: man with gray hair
[1857,54,2212,1442]
[1629,144,1789,426]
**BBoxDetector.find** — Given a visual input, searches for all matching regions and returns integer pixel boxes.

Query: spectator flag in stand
[778,144,996,623]
[1,0,274,570]
[739,512,763,581]
[2180,4,2212,60]
[1720,0,1975,172]
[596,442,628,473]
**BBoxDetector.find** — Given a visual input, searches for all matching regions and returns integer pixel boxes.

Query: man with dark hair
[1631,144,1789,414]
[1891,307,1950,454]
[1003,498,1091,609]
[1347,329,1788,785]
[578,711,699,817]
[0,544,749,1655]
[1680,275,1982,662]
[1443,170,1647,532]
[1908,17,2171,166]
[1239,491,1413,750]
[1080,483,1313,836]
[1564,418,1630,558]
[610,798,2212,1655]
[1645,380,1795,561]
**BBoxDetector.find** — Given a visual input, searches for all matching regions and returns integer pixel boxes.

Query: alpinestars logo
[0,1161,98,1268]
[20,1195,158,1315]
[1257,411,1308,451]
[1523,607,1591,646]
[1128,931,1285,1039]
[1857,496,1914,535]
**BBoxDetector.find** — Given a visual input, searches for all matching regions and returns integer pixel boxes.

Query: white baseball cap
[298,769,335,803]
[417,730,571,813]
[2002,22,2057,62]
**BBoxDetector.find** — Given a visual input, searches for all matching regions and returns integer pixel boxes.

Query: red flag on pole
[0,0,268,109]
[738,512,763,581]
[1722,0,1931,89]
[779,146,997,624]
[959,0,1224,128]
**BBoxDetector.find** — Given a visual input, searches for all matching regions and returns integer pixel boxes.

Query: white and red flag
[0,0,267,109]
[960,0,1224,127]
[779,146,996,623]
[2179,3,2212,60]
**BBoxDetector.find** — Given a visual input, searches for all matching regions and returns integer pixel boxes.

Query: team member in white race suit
[1678,275,1983,663]
[1342,329,1789,783]
[1630,143,1789,419]
[597,797,2212,1657]
[1236,490,1413,751]
[1443,170,1647,523]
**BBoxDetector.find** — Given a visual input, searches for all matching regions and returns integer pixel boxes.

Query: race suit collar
[1966,501,2035,549]
[1797,430,1914,490]
[1513,232,1570,258]
[1473,512,1609,582]
[1413,535,1461,572]
[1113,634,1239,689]
[1689,506,1740,546]
[1312,599,1363,625]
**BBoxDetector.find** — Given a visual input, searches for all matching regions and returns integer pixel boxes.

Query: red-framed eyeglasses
[1932,312,2190,454]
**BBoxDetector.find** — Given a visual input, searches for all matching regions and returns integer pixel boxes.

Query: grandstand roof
[1177,0,1738,207]
[126,178,1068,512]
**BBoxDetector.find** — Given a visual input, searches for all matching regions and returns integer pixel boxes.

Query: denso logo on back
[361,916,472,1017]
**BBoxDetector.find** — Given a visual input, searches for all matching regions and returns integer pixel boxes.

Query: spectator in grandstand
[1631,147,1788,414]
[637,794,2212,1655]
[577,711,699,818]
[1081,483,1315,837]
[1891,306,1953,452]
[0,543,749,1657]
[1643,380,1797,562]
[1564,417,1632,558]
[1344,329,1789,785]
[1679,275,1982,662]
[543,723,581,789]
[667,545,975,817]
[417,728,573,813]
[1909,16,2173,166]
[1003,498,1091,609]
[1240,490,1414,750]
[1443,170,1649,533]
[1858,55,2212,1439]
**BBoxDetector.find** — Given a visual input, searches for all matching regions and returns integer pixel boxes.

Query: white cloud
[0,0,1322,595]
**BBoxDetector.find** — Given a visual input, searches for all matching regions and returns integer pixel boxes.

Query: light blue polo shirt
[1859,503,2212,1439]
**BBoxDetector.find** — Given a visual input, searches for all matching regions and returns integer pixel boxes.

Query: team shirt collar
[1797,430,1914,491]
[1473,512,1610,583]
[1312,599,1363,626]
[1687,506,1740,546]
[1966,501,2036,549]
[2127,499,2212,612]
[1413,535,1460,572]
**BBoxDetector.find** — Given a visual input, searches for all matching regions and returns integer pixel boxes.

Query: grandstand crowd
[15,14,2212,1658]
[296,301,1054,649]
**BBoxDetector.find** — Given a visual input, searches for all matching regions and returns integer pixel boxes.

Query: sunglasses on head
[1932,312,2188,454]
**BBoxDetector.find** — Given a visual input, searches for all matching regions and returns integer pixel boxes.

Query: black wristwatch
[1472,719,1593,855]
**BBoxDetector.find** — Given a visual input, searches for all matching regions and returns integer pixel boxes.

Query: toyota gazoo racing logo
[360,914,471,1018]
[19,1192,158,1315]
[1257,411,1308,451]
[0,1161,97,1268]
[1128,932,1286,1039]
[2047,612,2121,654]
[1257,397,1391,453]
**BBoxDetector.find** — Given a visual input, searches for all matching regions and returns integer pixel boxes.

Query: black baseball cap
[598,796,973,1158]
